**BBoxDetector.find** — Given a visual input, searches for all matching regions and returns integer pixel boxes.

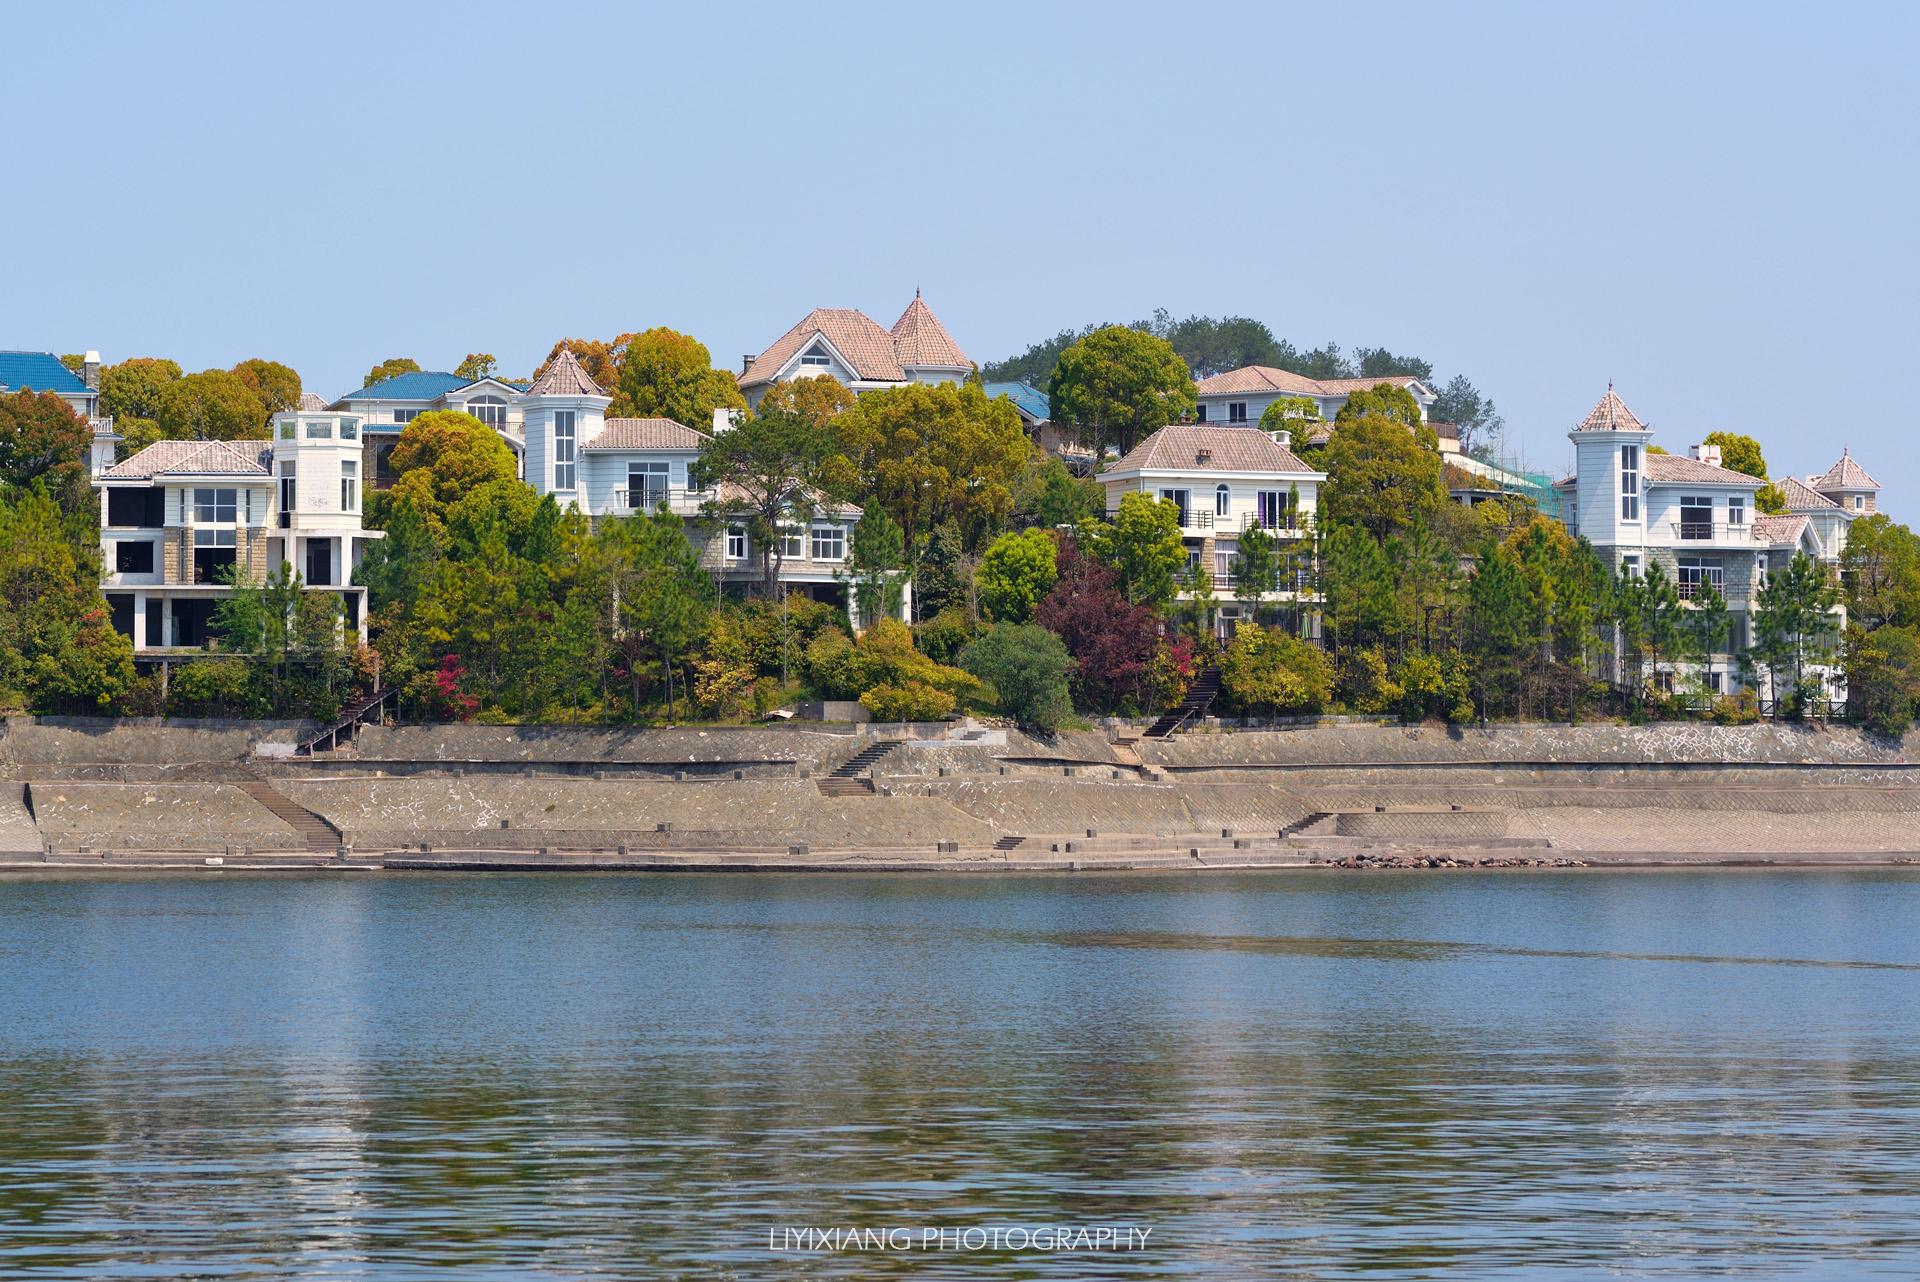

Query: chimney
[83,350,100,390]
[1690,443,1722,467]
[713,406,740,435]
[742,355,755,375]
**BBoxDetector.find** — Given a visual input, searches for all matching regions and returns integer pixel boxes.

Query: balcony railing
[617,487,673,511]
[1670,520,1752,544]
[1240,512,1309,533]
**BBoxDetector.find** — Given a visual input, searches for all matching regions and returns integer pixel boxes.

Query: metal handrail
[1669,520,1751,542]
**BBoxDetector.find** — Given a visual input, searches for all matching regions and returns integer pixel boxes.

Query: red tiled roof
[1753,513,1810,546]
[1815,448,1879,491]
[1109,425,1319,475]
[741,308,906,388]
[1194,366,1430,400]
[1193,365,1325,397]
[99,439,271,480]
[1575,387,1646,432]
[526,348,605,397]
[584,418,709,450]
[890,295,968,370]
[1642,454,1757,484]
[1776,476,1838,511]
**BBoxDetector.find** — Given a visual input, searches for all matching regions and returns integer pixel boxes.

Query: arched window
[1215,484,1231,517]
[468,395,508,428]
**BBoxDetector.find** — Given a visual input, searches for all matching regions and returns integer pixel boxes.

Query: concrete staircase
[1144,666,1223,738]
[816,740,902,797]
[235,779,343,852]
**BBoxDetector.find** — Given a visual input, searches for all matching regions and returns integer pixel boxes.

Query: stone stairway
[235,779,343,852]
[1144,667,1223,738]
[816,740,902,797]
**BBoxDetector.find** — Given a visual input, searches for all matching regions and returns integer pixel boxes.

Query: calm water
[2,869,1919,1279]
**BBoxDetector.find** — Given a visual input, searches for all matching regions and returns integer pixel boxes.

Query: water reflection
[0,871,1916,1277]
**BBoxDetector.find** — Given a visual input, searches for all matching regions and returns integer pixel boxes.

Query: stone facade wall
[163,528,186,584]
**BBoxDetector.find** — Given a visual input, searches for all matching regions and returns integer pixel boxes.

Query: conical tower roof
[527,347,604,397]
[1575,385,1646,433]
[890,293,968,370]
[1815,447,1878,491]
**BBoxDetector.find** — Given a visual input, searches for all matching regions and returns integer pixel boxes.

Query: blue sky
[6,2,1916,507]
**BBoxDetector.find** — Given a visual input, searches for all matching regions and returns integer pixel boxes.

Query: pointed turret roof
[890,293,969,370]
[527,347,604,397]
[1815,447,1878,492]
[1574,385,1647,433]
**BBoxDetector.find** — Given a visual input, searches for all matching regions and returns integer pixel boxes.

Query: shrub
[1219,626,1334,717]
[165,659,260,719]
[913,606,975,666]
[859,680,956,722]
[1034,541,1158,714]
[1338,645,1401,714]
[977,528,1058,624]
[960,623,1074,733]
[804,625,861,699]
[1393,651,1473,723]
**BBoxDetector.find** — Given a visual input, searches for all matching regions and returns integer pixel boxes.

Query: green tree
[1840,513,1920,630]
[1220,625,1334,717]
[365,358,422,387]
[1429,375,1504,458]
[0,389,92,514]
[1683,580,1731,696]
[960,623,1074,732]
[1048,326,1195,456]
[614,328,747,428]
[0,488,135,713]
[1748,551,1842,712]
[1233,522,1280,612]
[845,506,906,627]
[612,506,712,720]
[1257,396,1321,449]
[691,408,837,593]
[1844,624,1920,736]
[835,382,1033,549]
[99,357,182,439]
[1334,382,1423,427]
[1321,413,1445,541]
[1703,431,1768,480]
[454,353,498,381]
[976,528,1058,624]
[231,358,302,420]
[154,369,268,441]
[914,518,969,620]
[1082,491,1186,607]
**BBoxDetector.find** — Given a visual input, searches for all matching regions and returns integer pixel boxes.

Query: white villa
[735,293,970,409]
[1192,366,1437,430]
[1100,425,1324,635]
[327,370,529,488]
[515,350,889,622]
[1556,387,1876,694]
[92,409,379,652]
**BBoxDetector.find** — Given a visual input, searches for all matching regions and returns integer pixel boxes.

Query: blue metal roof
[985,381,1049,422]
[0,351,89,397]
[335,370,470,403]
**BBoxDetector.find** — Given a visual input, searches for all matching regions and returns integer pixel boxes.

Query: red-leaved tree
[1034,541,1160,713]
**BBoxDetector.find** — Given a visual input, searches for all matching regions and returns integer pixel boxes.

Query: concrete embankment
[3,717,1919,871]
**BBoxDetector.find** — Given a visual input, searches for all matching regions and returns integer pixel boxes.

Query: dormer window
[800,345,832,368]
[468,395,508,428]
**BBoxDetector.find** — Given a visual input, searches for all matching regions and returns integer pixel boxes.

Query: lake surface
[2,869,1918,1279]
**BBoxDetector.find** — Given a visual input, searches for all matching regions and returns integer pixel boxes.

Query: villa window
[1159,488,1190,527]
[1621,554,1640,578]
[1676,555,1723,599]
[811,526,845,561]
[629,461,669,510]
[468,395,508,428]
[726,528,746,559]
[1257,490,1293,531]
[1680,496,1712,540]
[1215,484,1231,517]
[278,463,296,528]
[800,345,832,368]
[116,541,154,574]
[279,421,296,440]
[781,528,804,558]
[553,411,576,490]
[192,528,237,584]
[1195,404,1207,422]
[394,409,422,424]
[1856,495,1866,511]
[194,488,238,524]
[1756,553,1769,586]
[340,419,358,441]
[340,459,358,513]
[306,419,331,439]
[1728,496,1745,526]
[1228,402,1248,423]
[1621,445,1639,521]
